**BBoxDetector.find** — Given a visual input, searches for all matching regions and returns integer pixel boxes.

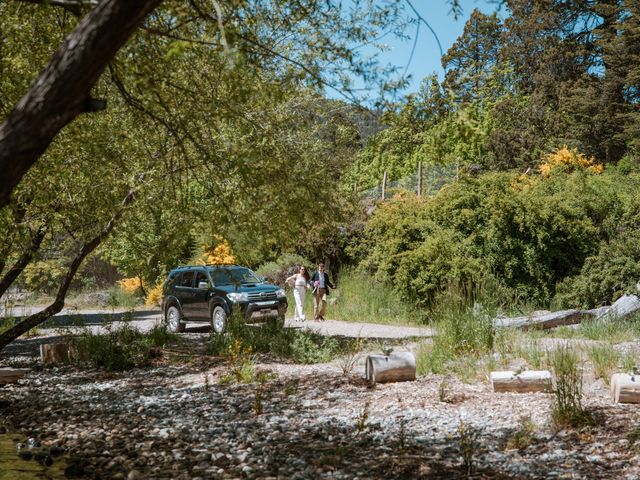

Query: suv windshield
[208,267,260,285]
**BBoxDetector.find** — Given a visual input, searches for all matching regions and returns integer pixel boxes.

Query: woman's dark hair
[300,265,310,281]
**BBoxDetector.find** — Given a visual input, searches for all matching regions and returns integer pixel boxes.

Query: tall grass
[551,315,640,343]
[417,293,494,376]
[549,344,593,428]
[321,268,423,325]
[587,344,620,383]
[207,310,343,364]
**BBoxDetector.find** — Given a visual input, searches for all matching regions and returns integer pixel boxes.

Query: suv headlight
[276,288,286,298]
[228,292,248,302]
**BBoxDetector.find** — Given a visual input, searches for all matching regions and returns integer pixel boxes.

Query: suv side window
[194,270,209,288]
[166,271,180,288]
[180,270,195,288]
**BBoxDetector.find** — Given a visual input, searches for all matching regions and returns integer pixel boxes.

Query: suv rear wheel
[211,306,227,334]
[165,305,185,333]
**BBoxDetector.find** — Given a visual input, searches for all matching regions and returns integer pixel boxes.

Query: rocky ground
[1,323,640,479]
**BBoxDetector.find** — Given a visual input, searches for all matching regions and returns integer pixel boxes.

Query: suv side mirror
[198,281,209,289]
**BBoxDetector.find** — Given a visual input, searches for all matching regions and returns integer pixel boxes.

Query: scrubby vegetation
[353,161,640,310]
[207,310,344,366]
[72,322,177,371]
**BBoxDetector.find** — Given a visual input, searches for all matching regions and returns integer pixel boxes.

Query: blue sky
[373,0,501,95]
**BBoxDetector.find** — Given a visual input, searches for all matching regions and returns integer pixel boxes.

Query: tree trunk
[0,226,46,299]
[494,294,640,330]
[0,188,136,351]
[610,373,640,404]
[40,342,74,364]
[493,310,591,330]
[490,370,552,393]
[365,352,416,383]
[0,0,162,208]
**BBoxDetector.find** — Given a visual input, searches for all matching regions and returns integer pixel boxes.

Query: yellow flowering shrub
[145,283,163,307]
[117,277,146,295]
[510,169,539,191]
[197,235,236,265]
[539,146,603,177]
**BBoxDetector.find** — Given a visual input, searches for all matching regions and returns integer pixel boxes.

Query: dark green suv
[161,265,287,333]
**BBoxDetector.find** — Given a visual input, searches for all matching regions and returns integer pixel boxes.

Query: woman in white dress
[286,266,310,321]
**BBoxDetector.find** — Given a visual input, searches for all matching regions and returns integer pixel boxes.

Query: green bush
[206,310,343,364]
[21,259,68,294]
[556,231,640,308]
[72,322,176,371]
[356,168,640,309]
[106,285,139,309]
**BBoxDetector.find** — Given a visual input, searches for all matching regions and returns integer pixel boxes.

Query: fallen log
[365,352,416,383]
[490,370,552,393]
[40,342,74,364]
[0,367,30,385]
[493,310,591,330]
[494,294,640,331]
[598,295,640,321]
[610,373,640,404]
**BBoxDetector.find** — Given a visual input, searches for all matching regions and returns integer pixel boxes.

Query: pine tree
[442,9,503,104]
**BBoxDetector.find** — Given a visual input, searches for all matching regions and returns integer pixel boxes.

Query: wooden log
[490,370,552,393]
[599,295,640,321]
[493,310,593,330]
[40,342,73,364]
[0,367,30,384]
[494,294,640,331]
[610,373,640,404]
[365,352,416,383]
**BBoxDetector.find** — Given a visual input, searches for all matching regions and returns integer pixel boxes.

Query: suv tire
[211,306,227,334]
[165,305,185,333]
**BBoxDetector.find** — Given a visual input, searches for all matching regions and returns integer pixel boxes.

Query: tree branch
[17,0,98,6]
[0,226,47,299]
[0,0,162,209]
[0,186,137,351]
[17,0,98,14]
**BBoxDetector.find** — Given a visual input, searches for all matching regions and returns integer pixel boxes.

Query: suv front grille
[248,292,277,302]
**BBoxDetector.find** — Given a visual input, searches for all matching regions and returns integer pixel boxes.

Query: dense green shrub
[21,259,68,294]
[357,167,640,308]
[556,232,640,308]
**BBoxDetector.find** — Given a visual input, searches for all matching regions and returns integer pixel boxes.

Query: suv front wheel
[165,305,185,333]
[211,306,227,334]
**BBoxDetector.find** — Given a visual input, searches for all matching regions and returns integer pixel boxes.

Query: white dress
[293,274,308,321]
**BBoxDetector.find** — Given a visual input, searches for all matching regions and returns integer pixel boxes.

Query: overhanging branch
[0,0,163,209]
